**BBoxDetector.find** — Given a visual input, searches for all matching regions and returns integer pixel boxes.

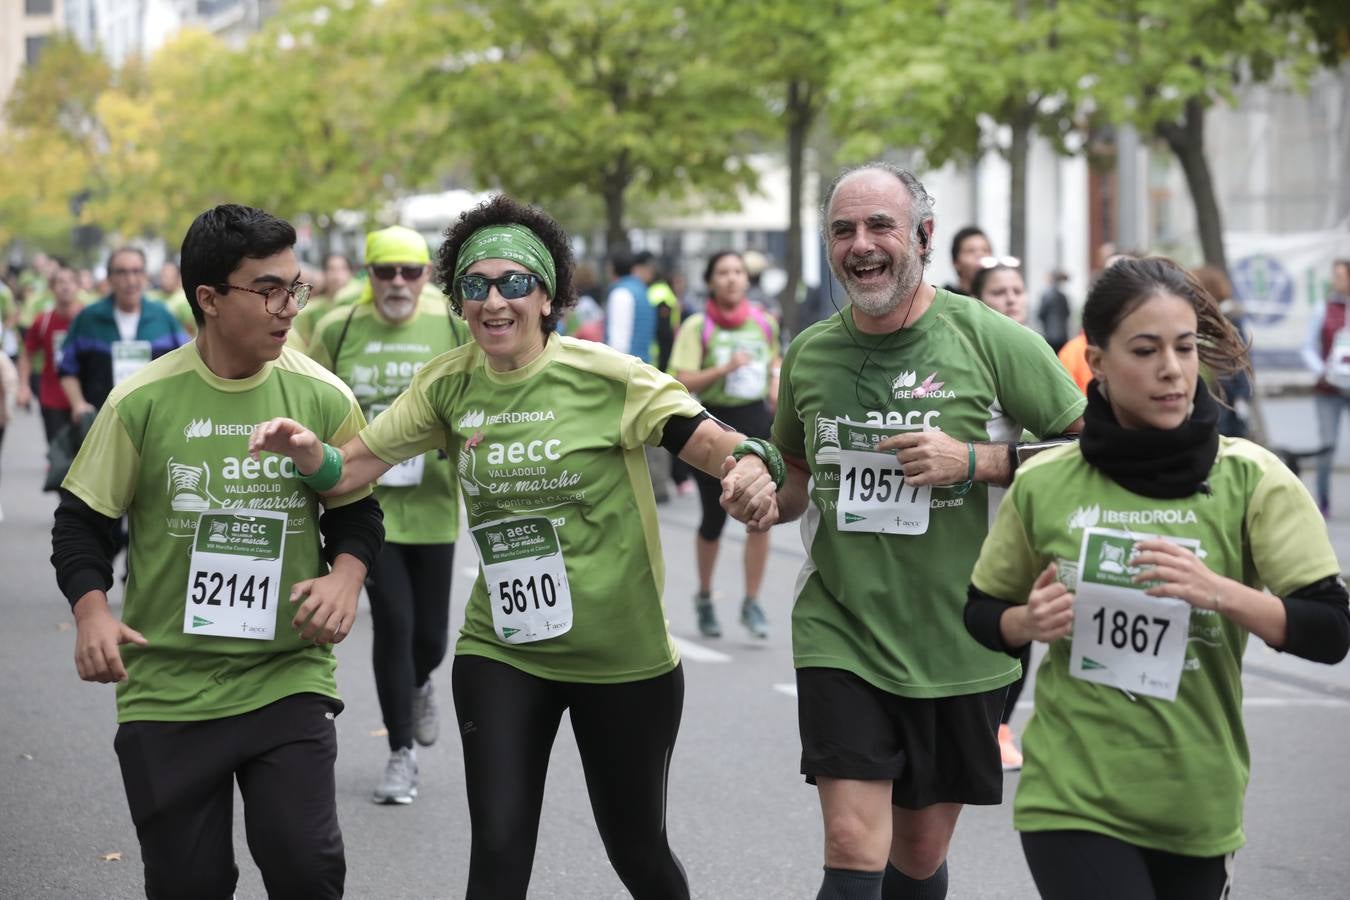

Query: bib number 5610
[498,574,558,615]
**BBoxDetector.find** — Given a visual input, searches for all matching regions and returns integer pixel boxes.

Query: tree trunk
[1156,97,1228,273]
[602,152,631,256]
[782,78,816,339]
[1008,101,1035,264]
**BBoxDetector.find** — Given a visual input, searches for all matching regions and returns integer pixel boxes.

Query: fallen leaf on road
[369,728,388,737]
[100,852,123,862]
[18,753,33,761]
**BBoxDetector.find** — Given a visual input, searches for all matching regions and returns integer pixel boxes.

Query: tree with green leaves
[387,0,765,254]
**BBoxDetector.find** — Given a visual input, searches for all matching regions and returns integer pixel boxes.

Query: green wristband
[732,438,786,490]
[300,442,343,493]
[950,441,975,498]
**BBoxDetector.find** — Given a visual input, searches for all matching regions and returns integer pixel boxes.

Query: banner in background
[1226,229,1350,371]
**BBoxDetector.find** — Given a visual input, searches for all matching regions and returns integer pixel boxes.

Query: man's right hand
[70,400,95,423]
[249,417,324,474]
[73,593,148,683]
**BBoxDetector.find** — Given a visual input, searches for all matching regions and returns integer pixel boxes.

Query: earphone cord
[827,270,925,410]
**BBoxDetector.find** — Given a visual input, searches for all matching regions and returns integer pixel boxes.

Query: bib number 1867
[1091,608,1170,656]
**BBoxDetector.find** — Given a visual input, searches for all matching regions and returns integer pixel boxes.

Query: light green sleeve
[620,358,704,448]
[970,481,1041,602]
[324,397,373,509]
[1246,462,1341,596]
[770,337,806,459]
[360,370,447,465]
[667,315,706,375]
[62,404,141,518]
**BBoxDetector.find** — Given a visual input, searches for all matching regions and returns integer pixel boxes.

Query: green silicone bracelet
[950,441,976,497]
[732,438,786,490]
[300,442,343,493]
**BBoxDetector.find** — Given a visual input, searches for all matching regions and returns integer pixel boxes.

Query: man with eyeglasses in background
[58,247,189,422]
[308,225,470,806]
[51,204,383,899]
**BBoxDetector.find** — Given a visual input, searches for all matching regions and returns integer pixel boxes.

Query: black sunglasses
[455,272,544,302]
[371,264,426,281]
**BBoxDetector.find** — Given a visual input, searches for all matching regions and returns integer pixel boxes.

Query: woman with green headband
[249,194,782,899]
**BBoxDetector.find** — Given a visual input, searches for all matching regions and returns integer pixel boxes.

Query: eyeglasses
[455,272,544,302]
[217,281,311,315]
[371,264,426,281]
[110,267,145,277]
[979,256,1021,269]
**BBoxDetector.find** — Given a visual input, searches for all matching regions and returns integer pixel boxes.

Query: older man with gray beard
[308,225,471,806]
[750,163,1085,900]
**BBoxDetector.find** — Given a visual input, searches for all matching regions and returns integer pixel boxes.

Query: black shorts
[796,666,1005,809]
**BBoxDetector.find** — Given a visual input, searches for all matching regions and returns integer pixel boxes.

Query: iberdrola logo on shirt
[1067,504,1101,532]
[1067,504,1198,532]
[892,370,956,400]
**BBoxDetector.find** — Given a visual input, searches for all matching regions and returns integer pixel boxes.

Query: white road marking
[773,683,797,698]
[460,567,480,578]
[1014,698,1346,710]
[674,637,733,663]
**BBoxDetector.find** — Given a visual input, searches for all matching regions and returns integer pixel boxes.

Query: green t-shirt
[772,290,1086,698]
[162,288,197,336]
[62,342,370,723]
[971,438,1339,856]
[294,296,334,345]
[668,311,779,408]
[308,295,471,544]
[361,333,704,683]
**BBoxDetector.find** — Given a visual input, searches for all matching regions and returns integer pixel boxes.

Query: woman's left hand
[1130,539,1224,612]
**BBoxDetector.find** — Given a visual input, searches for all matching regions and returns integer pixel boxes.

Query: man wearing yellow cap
[308,225,471,805]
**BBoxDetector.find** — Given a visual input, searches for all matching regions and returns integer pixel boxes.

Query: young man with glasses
[58,247,189,422]
[51,204,383,899]
[308,225,470,805]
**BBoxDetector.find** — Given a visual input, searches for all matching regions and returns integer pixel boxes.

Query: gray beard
[839,260,923,319]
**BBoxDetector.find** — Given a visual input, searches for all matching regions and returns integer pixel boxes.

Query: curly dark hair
[436,194,577,336]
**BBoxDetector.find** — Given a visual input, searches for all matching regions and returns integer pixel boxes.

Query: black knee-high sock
[816,866,884,900]
[883,860,948,900]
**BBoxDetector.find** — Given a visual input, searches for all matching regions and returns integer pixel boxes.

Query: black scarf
[1079,378,1219,499]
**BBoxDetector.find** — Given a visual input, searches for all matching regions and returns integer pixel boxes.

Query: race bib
[471,515,573,644]
[1070,527,1194,701]
[379,454,426,487]
[112,340,152,385]
[715,341,768,400]
[1328,329,1350,390]
[183,510,287,641]
[835,419,931,534]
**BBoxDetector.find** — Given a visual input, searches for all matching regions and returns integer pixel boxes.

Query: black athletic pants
[1001,644,1032,724]
[364,541,455,750]
[113,693,345,900]
[451,654,689,900]
[1021,830,1233,900]
[696,401,772,541]
[41,405,68,445]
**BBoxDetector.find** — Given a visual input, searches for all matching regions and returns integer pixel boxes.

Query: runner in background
[309,225,471,805]
[51,204,383,899]
[671,250,779,639]
[19,265,85,444]
[967,257,1350,899]
[250,195,779,900]
[58,247,188,421]
[157,260,197,337]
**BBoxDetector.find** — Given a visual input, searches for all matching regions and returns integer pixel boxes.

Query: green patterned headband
[454,225,556,298]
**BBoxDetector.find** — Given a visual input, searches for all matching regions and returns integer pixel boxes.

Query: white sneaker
[413,680,439,746]
[372,747,418,805]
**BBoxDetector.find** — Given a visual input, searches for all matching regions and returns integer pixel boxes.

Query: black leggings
[451,655,689,900]
[697,401,772,541]
[365,541,455,750]
[1001,644,1032,724]
[1021,830,1233,900]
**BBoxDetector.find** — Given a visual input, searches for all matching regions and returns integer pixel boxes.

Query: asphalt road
[3,406,1349,899]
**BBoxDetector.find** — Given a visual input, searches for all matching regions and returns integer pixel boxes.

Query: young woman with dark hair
[965,257,1350,899]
